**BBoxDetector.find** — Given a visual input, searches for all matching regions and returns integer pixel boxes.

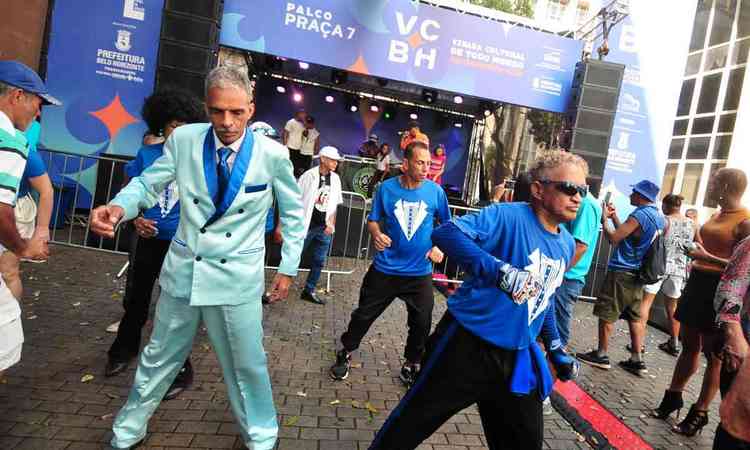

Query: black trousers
[341,266,434,363]
[108,235,171,360]
[370,312,543,450]
[289,148,311,179]
[714,425,750,450]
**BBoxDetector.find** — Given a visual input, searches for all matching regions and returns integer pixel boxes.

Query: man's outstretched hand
[90,205,125,238]
[267,273,293,303]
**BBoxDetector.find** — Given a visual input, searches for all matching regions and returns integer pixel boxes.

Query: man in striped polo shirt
[0,60,58,375]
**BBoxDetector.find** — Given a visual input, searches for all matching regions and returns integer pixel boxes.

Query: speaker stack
[155,0,224,97]
[563,60,625,197]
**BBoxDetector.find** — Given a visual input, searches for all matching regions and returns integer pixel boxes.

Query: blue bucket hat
[631,180,659,202]
[0,60,62,106]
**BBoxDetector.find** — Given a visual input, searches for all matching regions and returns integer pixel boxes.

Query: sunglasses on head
[539,179,588,197]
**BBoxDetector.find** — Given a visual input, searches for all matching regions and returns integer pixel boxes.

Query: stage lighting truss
[422,89,437,104]
[569,0,630,61]
[264,73,476,121]
[331,70,348,85]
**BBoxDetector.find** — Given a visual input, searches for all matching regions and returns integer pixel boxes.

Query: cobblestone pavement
[0,245,719,449]
[567,302,719,450]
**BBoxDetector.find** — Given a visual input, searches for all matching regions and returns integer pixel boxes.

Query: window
[691,1,713,51]
[674,119,689,135]
[697,73,722,113]
[661,164,679,198]
[724,67,745,110]
[681,163,705,203]
[547,0,565,22]
[677,79,696,116]
[692,116,716,134]
[669,138,685,159]
[718,113,736,131]
[703,163,727,207]
[687,136,711,158]
[739,0,750,38]
[731,38,750,64]
[710,0,738,46]
[687,53,703,76]
[713,134,733,158]
[705,44,730,70]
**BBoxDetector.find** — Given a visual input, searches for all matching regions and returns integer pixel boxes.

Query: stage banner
[598,0,697,210]
[221,0,583,113]
[40,0,164,206]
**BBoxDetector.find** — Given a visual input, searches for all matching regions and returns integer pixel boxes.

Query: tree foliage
[526,110,564,149]
[468,0,535,18]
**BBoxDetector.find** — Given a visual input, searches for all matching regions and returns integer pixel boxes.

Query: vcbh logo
[388,12,441,70]
[116,30,132,52]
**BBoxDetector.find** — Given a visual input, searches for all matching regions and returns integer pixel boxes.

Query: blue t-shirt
[368,177,451,276]
[608,204,665,271]
[563,194,602,282]
[447,203,575,350]
[19,122,46,197]
[125,144,180,240]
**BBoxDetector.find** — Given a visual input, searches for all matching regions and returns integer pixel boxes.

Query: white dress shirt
[213,128,246,171]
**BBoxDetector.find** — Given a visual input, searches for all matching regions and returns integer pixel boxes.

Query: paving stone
[2,246,721,449]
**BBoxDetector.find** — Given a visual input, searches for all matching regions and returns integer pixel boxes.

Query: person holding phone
[577,180,665,376]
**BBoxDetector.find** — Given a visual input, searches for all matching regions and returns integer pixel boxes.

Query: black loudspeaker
[564,60,625,197]
[155,0,225,97]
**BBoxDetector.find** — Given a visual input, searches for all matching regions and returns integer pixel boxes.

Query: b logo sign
[388,12,441,70]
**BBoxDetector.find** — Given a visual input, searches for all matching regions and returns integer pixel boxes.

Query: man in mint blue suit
[89,66,305,450]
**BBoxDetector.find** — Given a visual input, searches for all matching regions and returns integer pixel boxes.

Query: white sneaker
[543,397,554,416]
[106,321,120,333]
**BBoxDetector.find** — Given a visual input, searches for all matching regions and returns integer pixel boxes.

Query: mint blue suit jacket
[111,123,305,306]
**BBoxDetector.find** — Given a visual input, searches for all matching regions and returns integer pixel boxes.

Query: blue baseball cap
[631,180,659,202]
[0,60,61,106]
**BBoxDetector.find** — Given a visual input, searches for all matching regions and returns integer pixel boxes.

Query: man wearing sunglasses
[369,150,584,450]
[577,180,665,376]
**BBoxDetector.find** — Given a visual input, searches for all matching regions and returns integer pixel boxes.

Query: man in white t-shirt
[298,116,320,175]
[283,109,308,178]
[295,146,343,305]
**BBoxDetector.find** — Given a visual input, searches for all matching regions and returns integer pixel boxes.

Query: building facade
[664,0,750,213]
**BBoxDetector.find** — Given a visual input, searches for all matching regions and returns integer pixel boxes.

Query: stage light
[383,104,397,121]
[370,103,380,112]
[293,92,303,103]
[479,101,495,118]
[298,61,310,70]
[453,95,463,104]
[345,95,359,113]
[331,70,348,85]
[409,113,418,120]
[276,85,286,94]
[325,95,335,103]
[454,122,463,128]
[422,89,437,104]
[265,55,283,71]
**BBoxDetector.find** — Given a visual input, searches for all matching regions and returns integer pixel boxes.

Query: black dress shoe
[301,289,326,305]
[164,359,193,401]
[105,357,132,377]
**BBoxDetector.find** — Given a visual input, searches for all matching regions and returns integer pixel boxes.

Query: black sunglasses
[539,179,588,197]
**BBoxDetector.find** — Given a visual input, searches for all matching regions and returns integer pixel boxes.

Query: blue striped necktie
[216,147,232,204]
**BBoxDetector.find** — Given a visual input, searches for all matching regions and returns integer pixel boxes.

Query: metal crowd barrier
[36,145,613,301]
[264,190,372,291]
[39,148,132,255]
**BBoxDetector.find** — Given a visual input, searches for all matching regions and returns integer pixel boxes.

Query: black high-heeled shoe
[652,389,684,420]
[672,404,709,437]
